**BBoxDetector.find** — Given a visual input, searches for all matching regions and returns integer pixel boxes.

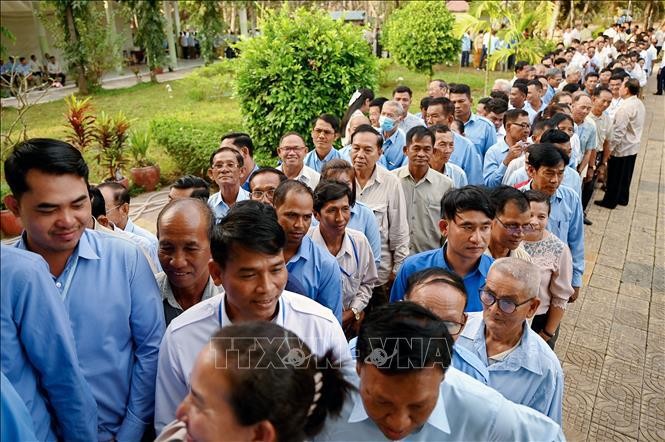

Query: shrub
[185,59,236,102]
[150,116,234,176]
[235,6,378,153]
[382,2,460,79]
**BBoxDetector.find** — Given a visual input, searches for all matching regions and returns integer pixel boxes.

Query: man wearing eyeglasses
[457,257,564,424]
[486,186,533,261]
[482,109,531,187]
[248,167,287,206]
[206,147,249,222]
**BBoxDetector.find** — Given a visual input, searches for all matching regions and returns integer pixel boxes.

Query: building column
[103,0,123,74]
[163,0,178,67]
[30,1,50,62]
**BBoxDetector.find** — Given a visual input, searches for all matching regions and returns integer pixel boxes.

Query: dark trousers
[531,313,559,350]
[461,51,470,67]
[601,154,637,208]
[581,174,596,210]
[657,66,665,94]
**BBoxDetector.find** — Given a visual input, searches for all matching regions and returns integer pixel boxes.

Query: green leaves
[234,6,377,153]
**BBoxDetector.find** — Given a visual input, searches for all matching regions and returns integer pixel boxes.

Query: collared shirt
[379,128,407,171]
[508,165,582,197]
[452,344,490,384]
[608,97,623,120]
[309,227,378,312]
[457,316,565,423]
[519,182,584,287]
[444,162,468,188]
[304,147,342,173]
[390,245,494,311]
[484,243,533,262]
[1,246,98,442]
[125,217,158,251]
[483,137,511,187]
[543,85,556,105]
[286,235,343,321]
[462,113,497,158]
[577,119,598,153]
[461,33,472,51]
[276,164,321,190]
[589,110,613,150]
[241,163,260,191]
[92,218,161,273]
[15,230,165,441]
[398,113,426,135]
[207,187,250,222]
[356,166,410,284]
[155,273,223,326]
[338,143,352,162]
[154,291,352,432]
[610,95,646,157]
[1,373,38,442]
[393,166,454,254]
[524,101,546,122]
[450,132,483,184]
[316,367,564,441]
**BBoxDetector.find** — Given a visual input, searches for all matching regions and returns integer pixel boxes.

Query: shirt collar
[475,319,544,375]
[441,243,489,278]
[160,274,219,308]
[16,229,99,261]
[220,292,285,326]
[288,235,313,265]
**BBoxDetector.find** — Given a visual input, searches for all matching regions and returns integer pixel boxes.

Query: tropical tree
[49,0,92,94]
[381,1,460,80]
[128,0,166,82]
[183,1,225,65]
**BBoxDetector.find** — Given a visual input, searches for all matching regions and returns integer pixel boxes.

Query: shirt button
[55,282,62,288]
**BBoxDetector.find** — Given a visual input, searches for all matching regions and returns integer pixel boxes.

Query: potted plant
[93,111,130,188]
[129,129,160,191]
[0,181,22,238]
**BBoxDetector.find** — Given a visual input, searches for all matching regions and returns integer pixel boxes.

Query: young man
[168,175,210,201]
[525,79,546,120]
[486,186,533,262]
[393,85,425,134]
[390,186,495,311]
[4,139,165,441]
[206,146,250,222]
[509,82,537,123]
[393,126,454,254]
[484,97,509,137]
[449,83,497,158]
[276,132,320,190]
[154,201,350,432]
[304,114,342,173]
[483,109,531,187]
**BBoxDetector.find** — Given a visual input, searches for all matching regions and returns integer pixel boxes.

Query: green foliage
[235,6,377,153]
[131,0,166,74]
[184,1,225,65]
[150,117,233,176]
[382,2,459,79]
[63,95,96,151]
[0,26,15,58]
[128,129,154,167]
[184,59,236,102]
[0,181,10,209]
[92,111,131,179]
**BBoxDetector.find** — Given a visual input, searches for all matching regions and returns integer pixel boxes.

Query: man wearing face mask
[377,100,407,171]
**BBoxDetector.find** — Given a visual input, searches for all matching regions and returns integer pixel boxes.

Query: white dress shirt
[610,95,646,157]
[276,164,320,190]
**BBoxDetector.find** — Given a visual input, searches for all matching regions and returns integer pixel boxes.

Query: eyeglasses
[510,122,531,130]
[442,320,465,336]
[106,203,124,213]
[479,289,534,314]
[251,189,275,200]
[212,162,239,170]
[279,146,306,152]
[495,218,534,235]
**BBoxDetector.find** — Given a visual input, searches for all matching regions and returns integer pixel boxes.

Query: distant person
[168,175,210,201]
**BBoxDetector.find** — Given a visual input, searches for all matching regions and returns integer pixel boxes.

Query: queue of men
[1,33,652,441]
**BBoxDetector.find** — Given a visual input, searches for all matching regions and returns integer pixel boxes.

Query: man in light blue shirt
[517,142,584,302]
[391,186,495,311]
[207,146,250,221]
[426,97,483,184]
[571,93,597,175]
[219,132,259,192]
[378,100,408,170]
[457,258,564,423]
[317,302,564,441]
[543,68,563,105]
[4,139,165,441]
[483,109,530,187]
[274,180,343,321]
[461,32,472,67]
[304,114,342,172]
[1,246,98,442]
[450,83,497,158]
[1,373,38,442]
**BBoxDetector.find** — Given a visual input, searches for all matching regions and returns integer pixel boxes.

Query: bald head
[157,198,215,240]
[347,114,371,137]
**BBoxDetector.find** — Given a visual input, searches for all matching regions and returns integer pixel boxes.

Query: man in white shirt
[154,201,350,432]
[393,85,425,135]
[276,132,320,190]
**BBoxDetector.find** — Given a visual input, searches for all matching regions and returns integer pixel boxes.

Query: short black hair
[624,78,640,95]
[515,61,530,72]
[553,57,567,66]
[211,200,285,268]
[350,124,382,150]
[524,189,551,213]
[89,186,106,218]
[405,126,434,147]
[452,119,465,136]
[209,146,245,168]
[157,197,216,240]
[97,181,130,205]
[248,167,287,191]
[4,138,89,199]
[485,98,508,115]
[313,180,354,213]
[314,114,341,134]
[511,83,528,97]
[503,108,529,126]
[392,85,413,97]
[220,132,255,156]
[540,129,571,144]
[585,71,599,80]
[526,143,569,169]
[489,185,530,215]
[429,124,451,135]
[172,175,210,191]
[419,96,432,110]
[427,97,455,116]
[478,97,491,105]
[405,267,468,311]
[527,79,543,90]
[489,90,509,103]
[357,302,453,373]
[273,179,314,209]
[369,97,388,109]
[562,83,580,93]
[441,185,494,220]
[448,83,471,98]
[592,85,612,97]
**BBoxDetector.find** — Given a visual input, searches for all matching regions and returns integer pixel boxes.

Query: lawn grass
[1,62,507,182]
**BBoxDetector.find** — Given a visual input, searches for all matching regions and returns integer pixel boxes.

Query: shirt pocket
[548,218,569,242]
[372,204,389,234]
[342,273,363,307]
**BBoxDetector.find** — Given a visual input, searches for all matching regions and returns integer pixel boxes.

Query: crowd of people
[1,17,656,442]
[0,54,66,90]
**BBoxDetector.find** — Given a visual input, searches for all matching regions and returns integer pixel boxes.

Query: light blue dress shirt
[457,315,564,423]
[241,164,260,191]
[543,85,556,105]
[398,113,426,135]
[450,132,483,184]
[304,148,342,173]
[15,230,166,441]
[207,187,250,222]
[1,246,97,442]
[444,162,468,188]
[339,144,352,162]
[510,165,582,197]
[483,137,511,187]
[315,367,564,441]
[577,120,598,155]
[462,113,497,158]
[380,128,407,171]
[125,217,158,250]
[1,373,38,442]
[286,236,343,321]
[520,181,584,287]
[390,246,494,312]
[461,33,472,51]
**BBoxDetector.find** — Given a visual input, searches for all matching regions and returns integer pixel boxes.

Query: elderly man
[571,92,597,180]
[457,258,564,423]
[390,186,495,311]
[248,167,287,206]
[393,85,425,134]
[378,100,408,170]
[276,132,320,190]
[154,201,350,432]
[427,79,448,98]
[207,146,250,222]
[168,175,210,201]
[219,132,257,191]
[449,83,497,158]
[543,68,563,104]
[429,124,468,188]
[486,186,533,261]
[393,126,453,254]
[156,198,222,326]
[317,302,564,441]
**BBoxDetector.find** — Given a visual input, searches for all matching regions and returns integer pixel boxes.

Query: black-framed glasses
[250,189,275,200]
[509,122,531,130]
[495,218,534,235]
[479,289,534,314]
[442,320,465,336]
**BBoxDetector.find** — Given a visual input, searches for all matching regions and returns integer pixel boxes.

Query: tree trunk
[548,0,560,40]
[568,0,574,28]
[65,4,88,94]
[163,0,177,68]
[239,6,249,37]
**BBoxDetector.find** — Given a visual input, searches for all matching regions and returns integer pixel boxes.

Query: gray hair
[383,100,405,116]
[492,79,511,95]
[489,257,541,299]
[546,68,562,78]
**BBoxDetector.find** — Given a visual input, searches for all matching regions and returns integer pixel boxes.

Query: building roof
[446,0,470,13]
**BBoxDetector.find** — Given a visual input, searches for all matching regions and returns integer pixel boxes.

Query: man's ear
[250,420,277,442]
[526,164,536,179]
[209,259,224,285]
[438,218,450,237]
[207,168,215,181]
[120,202,130,216]
[4,195,20,217]
[98,215,111,228]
